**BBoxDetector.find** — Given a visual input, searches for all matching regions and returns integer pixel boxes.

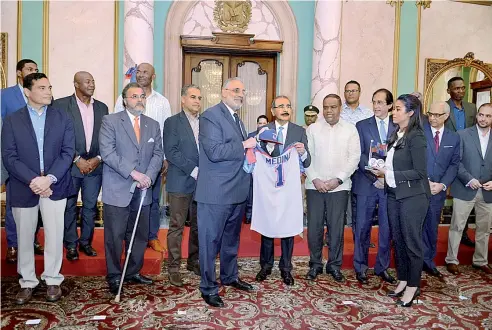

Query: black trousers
[387,191,429,287]
[307,190,348,272]
[104,189,150,283]
[259,235,294,272]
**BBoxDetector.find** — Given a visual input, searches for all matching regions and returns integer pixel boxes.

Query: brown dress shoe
[472,264,492,275]
[34,241,44,255]
[6,247,18,264]
[169,273,183,287]
[148,239,164,252]
[46,285,62,302]
[446,263,460,275]
[16,287,34,305]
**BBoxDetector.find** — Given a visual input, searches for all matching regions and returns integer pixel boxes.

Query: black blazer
[387,128,431,200]
[52,94,108,178]
[164,110,199,194]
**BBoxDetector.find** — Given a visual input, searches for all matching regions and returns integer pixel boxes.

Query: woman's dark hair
[387,94,423,146]
[372,88,394,111]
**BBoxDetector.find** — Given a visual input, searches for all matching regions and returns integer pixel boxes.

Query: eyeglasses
[125,94,146,100]
[225,88,248,95]
[345,89,360,94]
[427,112,446,118]
[273,104,292,109]
[372,101,387,106]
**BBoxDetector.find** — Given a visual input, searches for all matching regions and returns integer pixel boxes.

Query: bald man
[114,63,172,252]
[53,71,109,261]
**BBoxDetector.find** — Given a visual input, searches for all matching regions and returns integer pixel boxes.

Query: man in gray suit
[164,84,201,287]
[255,95,310,286]
[99,82,163,294]
[195,77,257,308]
[445,103,492,275]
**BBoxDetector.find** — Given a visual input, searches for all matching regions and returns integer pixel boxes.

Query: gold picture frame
[0,32,7,88]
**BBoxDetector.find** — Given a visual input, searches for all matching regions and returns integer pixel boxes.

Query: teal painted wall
[20,1,43,71]
[154,0,173,94]
[396,1,418,96]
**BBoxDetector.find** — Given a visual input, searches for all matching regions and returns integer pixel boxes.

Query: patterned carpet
[1,257,492,329]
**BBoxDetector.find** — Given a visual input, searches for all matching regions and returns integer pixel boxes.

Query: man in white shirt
[445,103,492,275]
[114,63,172,252]
[305,94,360,282]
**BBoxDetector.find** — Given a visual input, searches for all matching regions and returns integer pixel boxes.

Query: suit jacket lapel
[21,107,38,148]
[90,101,103,153]
[424,123,437,157]
[483,129,492,159]
[69,95,87,152]
[447,100,457,131]
[220,102,244,140]
[470,125,483,158]
[139,115,152,150]
[369,116,381,144]
[179,111,198,154]
[14,86,26,107]
[120,111,140,149]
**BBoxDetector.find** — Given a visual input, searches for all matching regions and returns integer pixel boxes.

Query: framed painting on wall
[0,32,7,89]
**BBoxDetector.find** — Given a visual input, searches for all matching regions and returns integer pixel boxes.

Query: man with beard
[445,77,478,248]
[195,77,256,307]
[100,82,163,294]
[445,103,492,275]
[53,72,108,261]
[115,63,171,253]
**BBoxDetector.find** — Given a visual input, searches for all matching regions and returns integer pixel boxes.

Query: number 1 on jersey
[275,164,285,187]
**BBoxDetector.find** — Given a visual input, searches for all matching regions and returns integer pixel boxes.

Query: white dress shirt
[376,115,390,142]
[477,125,490,159]
[305,119,360,192]
[430,125,444,146]
[385,131,405,188]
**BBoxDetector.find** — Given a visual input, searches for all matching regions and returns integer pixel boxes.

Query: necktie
[434,130,440,152]
[233,113,245,140]
[379,120,387,143]
[134,116,140,144]
[278,126,284,153]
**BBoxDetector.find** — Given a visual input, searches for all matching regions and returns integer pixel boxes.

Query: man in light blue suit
[195,77,257,308]
[1,59,43,263]
[422,102,460,278]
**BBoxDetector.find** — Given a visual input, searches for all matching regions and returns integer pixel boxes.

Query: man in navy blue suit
[352,88,396,284]
[423,102,460,277]
[1,59,44,263]
[1,73,75,304]
[195,77,257,308]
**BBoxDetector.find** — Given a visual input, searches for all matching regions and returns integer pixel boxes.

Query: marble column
[310,0,343,112]
[123,0,154,84]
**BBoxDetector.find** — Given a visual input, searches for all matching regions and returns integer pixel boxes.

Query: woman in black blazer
[370,94,430,307]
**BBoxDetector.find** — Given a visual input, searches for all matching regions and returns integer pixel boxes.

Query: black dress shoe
[396,288,421,307]
[125,274,153,285]
[327,269,345,282]
[79,244,97,257]
[66,248,79,261]
[281,271,294,286]
[244,218,251,224]
[108,280,122,295]
[305,268,322,281]
[387,289,404,298]
[376,270,397,284]
[423,264,443,278]
[202,293,224,308]
[255,268,272,282]
[460,234,475,247]
[225,279,254,291]
[356,272,369,284]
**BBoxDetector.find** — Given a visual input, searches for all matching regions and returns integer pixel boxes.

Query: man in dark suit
[99,82,163,294]
[53,71,108,261]
[195,77,256,307]
[352,88,396,284]
[445,76,478,247]
[244,115,268,224]
[164,84,201,287]
[254,95,310,286]
[1,73,75,304]
[445,103,492,275]
[1,59,44,263]
[422,102,460,278]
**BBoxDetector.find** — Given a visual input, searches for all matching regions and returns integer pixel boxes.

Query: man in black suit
[53,72,108,261]
[255,95,311,286]
[164,84,201,287]
[445,76,478,248]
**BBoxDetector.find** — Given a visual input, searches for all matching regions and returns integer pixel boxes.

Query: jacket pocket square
[148,138,154,143]
[443,145,453,148]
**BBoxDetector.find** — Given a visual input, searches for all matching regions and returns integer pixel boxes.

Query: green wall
[19,1,43,71]
[396,1,419,96]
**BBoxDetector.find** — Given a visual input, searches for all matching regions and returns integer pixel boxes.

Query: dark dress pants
[353,190,391,274]
[422,192,446,269]
[245,178,253,220]
[197,202,245,295]
[64,175,102,249]
[148,172,162,241]
[104,189,150,282]
[307,190,348,272]
[387,191,429,287]
[260,235,294,272]
[167,192,199,273]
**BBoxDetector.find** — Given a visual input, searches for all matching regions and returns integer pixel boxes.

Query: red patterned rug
[1,257,492,329]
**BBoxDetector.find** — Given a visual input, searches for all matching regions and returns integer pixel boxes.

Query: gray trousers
[13,198,66,288]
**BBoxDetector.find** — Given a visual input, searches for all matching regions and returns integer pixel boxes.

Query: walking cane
[114,182,147,303]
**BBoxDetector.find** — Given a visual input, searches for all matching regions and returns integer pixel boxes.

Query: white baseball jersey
[250,145,303,238]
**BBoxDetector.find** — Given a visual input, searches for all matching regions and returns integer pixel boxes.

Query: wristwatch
[336,178,343,185]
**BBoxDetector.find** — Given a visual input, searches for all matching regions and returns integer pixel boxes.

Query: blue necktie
[278,126,284,153]
[379,120,387,143]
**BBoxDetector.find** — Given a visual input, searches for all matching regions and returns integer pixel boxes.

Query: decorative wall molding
[391,0,403,96]
[42,0,49,75]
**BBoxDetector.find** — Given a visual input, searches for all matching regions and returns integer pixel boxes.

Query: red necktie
[434,131,440,152]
